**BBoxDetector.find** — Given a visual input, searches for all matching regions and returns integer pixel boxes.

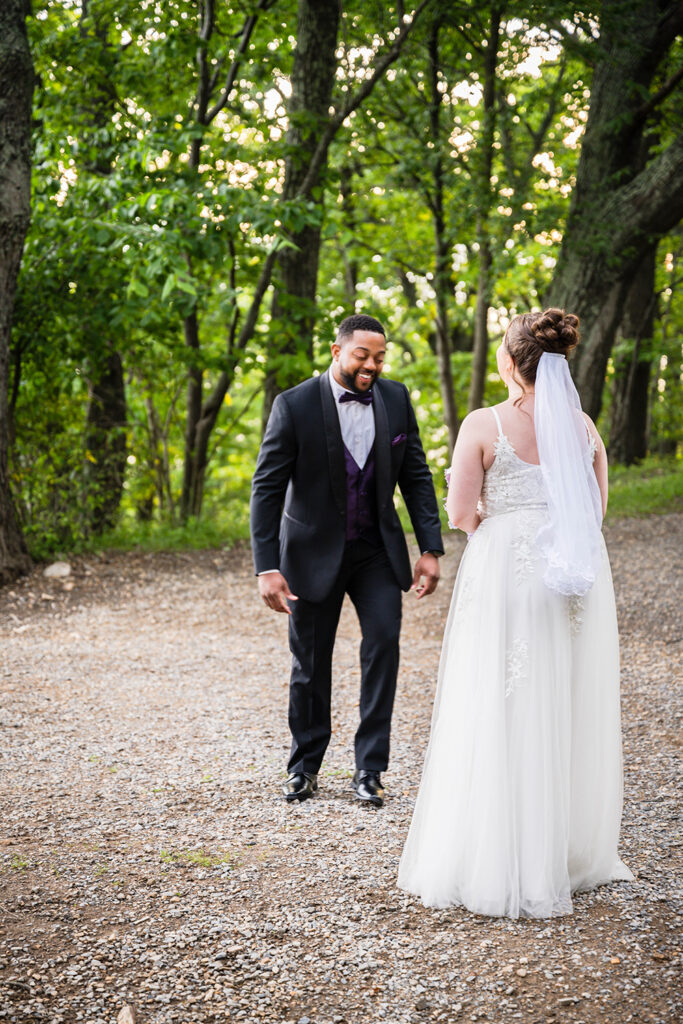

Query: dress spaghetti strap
[491,406,504,438]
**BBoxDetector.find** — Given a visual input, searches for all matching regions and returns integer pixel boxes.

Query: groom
[250,314,444,806]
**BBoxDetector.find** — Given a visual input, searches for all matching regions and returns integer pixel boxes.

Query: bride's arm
[583,412,608,517]
[446,411,486,533]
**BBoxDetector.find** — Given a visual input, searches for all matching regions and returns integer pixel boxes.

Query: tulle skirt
[398,508,633,919]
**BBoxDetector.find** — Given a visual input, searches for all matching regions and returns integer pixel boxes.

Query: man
[250,314,444,807]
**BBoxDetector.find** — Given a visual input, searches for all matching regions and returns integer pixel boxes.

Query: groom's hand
[258,572,298,614]
[411,553,440,599]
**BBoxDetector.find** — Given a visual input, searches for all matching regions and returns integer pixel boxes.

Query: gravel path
[1,515,681,1024]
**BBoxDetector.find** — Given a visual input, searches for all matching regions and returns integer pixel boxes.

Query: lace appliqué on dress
[512,531,535,584]
[567,594,585,637]
[454,575,474,622]
[444,467,456,529]
[479,432,546,522]
[505,637,529,698]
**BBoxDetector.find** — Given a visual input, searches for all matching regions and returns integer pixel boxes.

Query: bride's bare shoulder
[461,406,499,428]
[456,406,500,447]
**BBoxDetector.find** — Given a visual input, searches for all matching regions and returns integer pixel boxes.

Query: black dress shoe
[283,772,318,802]
[352,770,384,807]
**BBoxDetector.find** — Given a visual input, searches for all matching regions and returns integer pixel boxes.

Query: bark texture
[608,247,656,464]
[545,0,683,419]
[0,0,33,584]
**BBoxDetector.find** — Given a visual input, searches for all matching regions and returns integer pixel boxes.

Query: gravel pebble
[0,515,681,1023]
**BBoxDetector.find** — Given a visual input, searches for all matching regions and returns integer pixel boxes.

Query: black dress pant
[287,539,402,775]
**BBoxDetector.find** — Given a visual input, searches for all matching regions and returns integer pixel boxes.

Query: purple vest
[344,443,381,544]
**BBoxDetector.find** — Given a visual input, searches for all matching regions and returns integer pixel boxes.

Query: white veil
[535,352,603,597]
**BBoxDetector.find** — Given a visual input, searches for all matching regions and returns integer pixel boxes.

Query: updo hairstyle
[504,308,580,388]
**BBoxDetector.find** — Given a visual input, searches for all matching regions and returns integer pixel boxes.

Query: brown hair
[504,308,580,390]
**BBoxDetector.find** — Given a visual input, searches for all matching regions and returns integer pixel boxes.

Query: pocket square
[392,433,407,446]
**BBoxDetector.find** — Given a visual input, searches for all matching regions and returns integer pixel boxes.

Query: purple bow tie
[339,390,373,405]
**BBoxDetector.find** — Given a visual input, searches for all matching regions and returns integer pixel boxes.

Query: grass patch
[160,848,237,869]
[26,502,251,562]
[98,510,250,552]
[606,456,682,520]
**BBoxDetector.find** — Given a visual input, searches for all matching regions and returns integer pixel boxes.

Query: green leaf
[161,274,176,302]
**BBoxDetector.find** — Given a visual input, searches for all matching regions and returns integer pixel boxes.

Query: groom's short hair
[336,314,386,345]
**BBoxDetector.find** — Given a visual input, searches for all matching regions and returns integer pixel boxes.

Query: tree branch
[352,236,429,279]
[611,131,683,258]
[632,65,683,123]
[194,241,278,437]
[295,0,433,199]
[207,54,226,97]
[454,25,483,54]
[649,1,683,70]
[205,0,276,124]
[234,245,280,351]
[195,0,215,119]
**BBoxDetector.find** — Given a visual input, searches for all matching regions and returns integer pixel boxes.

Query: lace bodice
[477,407,597,521]
[478,436,546,520]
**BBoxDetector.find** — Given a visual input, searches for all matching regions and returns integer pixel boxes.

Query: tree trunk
[77,2,128,534]
[185,241,278,518]
[547,131,683,418]
[262,0,341,431]
[84,349,127,532]
[143,391,174,517]
[545,0,683,419]
[339,163,359,306]
[185,0,429,481]
[180,0,427,484]
[181,307,203,519]
[434,260,459,451]
[428,20,458,451]
[0,0,33,584]
[180,2,283,517]
[467,6,500,414]
[608,247,657,464]
[648,234,680,455]
[468,226,493,413]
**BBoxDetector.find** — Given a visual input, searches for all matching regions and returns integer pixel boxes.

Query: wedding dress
[398,407,633,918]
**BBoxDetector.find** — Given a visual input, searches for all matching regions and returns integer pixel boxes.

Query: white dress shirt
[328,366,375,469]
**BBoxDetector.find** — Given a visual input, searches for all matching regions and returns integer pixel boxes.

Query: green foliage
[7,1,681,558]
[606,457,683,519]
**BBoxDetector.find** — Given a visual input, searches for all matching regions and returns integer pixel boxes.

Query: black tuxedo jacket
[250,372,444,603]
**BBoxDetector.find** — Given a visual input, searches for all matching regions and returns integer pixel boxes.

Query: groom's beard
[338,366,378,393]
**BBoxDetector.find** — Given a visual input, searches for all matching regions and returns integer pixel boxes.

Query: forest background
[1,0,682,582]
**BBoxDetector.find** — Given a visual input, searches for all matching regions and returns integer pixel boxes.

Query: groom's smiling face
[331,330,386,393]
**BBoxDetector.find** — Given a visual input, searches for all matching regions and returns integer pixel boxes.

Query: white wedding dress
[398,408,633,918]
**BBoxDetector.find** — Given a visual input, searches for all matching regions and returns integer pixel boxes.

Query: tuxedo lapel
[319,372,347,517]
[373,384,391,511]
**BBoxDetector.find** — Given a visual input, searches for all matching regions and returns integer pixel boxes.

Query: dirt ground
[0,515,681,1024]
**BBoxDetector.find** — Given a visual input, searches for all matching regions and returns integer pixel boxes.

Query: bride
[398,308,633,919]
